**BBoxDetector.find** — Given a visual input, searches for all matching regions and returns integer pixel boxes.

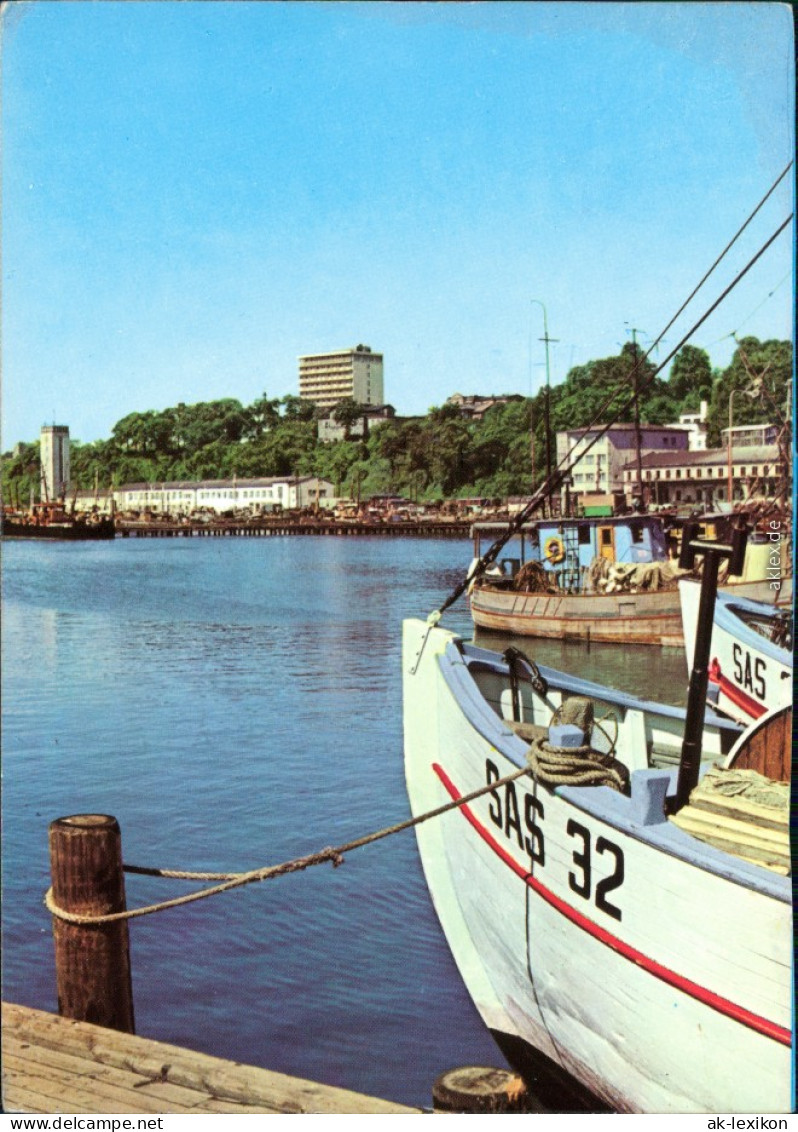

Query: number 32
[566,819,624,921]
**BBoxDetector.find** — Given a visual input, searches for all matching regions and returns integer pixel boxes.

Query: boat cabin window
[600,528,613,548]
[577,524,590,545]
[630,523,645,543]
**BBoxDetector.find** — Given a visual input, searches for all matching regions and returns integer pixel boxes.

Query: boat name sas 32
[482,758,625,920]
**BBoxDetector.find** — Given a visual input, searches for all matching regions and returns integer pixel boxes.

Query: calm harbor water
[1,536,690,1110]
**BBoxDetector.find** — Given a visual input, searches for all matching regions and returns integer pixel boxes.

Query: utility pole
[531,300,558,516]
[625,325,645,511]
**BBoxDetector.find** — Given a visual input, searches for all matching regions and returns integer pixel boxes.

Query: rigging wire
[435,205,793,619]
[700,270,792,349]
[644,160,792,359]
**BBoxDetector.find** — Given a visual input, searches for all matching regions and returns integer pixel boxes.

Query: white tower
[40,425,70,501]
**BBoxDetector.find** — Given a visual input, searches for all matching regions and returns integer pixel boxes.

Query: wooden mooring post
[48,814,135,1034]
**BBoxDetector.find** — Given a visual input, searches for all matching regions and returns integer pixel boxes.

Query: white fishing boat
[679,578,793,724]
[403,617,792,1112]
[403,522,792,1113]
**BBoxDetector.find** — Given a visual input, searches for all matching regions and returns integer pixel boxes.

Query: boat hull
[679,579,793,724]
[403,619,793,1113]
[469,584,685,646]
[1,518,116,541]
[470,576,792,646]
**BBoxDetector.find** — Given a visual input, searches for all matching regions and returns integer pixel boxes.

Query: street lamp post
[531,299,557,515]
[727,388,740,506]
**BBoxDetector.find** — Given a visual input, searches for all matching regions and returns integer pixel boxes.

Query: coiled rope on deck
[525,737,628,792]
[524,700,628,793]
[44,764,534,927]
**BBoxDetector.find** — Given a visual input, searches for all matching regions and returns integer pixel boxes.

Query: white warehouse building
[75,476,335,516]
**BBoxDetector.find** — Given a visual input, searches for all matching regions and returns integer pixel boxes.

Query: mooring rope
[44,764,533,926]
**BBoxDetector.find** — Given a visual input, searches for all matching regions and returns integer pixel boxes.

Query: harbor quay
[2,1002,422,1115]
[116,516,473,538]
[2,809,550,1116]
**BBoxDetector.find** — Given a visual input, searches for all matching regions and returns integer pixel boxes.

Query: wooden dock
[2,1003,422,1115]
[116,519,471,539]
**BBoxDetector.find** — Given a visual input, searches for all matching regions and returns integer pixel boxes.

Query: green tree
[1,441,40,507]
[425,406,472,496]
[668,345,713,403]
[69,439,115,492]
[332,398,366,440]
[280,395,317,421]
[246,393,282,439]
[374,420,411,486]
[550,344,657,433]
[707,337,792,445]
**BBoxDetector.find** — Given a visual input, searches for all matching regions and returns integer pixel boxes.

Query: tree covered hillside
[3,338,791,505]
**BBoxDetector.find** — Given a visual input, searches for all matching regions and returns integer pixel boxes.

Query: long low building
[73,475,336,516]
[621,445,784,508]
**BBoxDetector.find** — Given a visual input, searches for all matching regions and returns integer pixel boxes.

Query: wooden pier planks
[2,1003,422,1115]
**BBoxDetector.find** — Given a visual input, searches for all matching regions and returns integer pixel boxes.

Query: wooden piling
[432,1066,535,1113]
[48,814,135,1034]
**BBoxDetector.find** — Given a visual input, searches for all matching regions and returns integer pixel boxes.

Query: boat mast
[531,300,557,517]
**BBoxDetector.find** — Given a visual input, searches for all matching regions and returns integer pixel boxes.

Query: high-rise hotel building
[40,425,70,501]
[298,345,384,410]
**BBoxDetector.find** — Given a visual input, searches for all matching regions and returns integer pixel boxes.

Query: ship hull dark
[2,518,116,541]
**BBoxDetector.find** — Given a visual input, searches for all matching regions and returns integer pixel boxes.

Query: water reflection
[472,626,690,706]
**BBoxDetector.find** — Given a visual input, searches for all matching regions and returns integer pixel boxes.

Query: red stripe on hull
[432,762,790,1048]
[715,675,767,720]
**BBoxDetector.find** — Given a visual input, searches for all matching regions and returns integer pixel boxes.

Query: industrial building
[74,476,336,517]
[621,445,784,509]
[556,423,690,499]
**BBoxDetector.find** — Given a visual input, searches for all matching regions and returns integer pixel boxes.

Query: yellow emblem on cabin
[544,535,565,564]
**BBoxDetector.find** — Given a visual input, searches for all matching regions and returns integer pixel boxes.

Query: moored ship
[468,514,790,647]
[468,514,690,646]
[679,577,793,724]
[2,501,115,541]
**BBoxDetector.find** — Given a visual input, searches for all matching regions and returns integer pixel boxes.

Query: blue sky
[1,1,794,448]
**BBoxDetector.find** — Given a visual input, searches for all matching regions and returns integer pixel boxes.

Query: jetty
[117,518,471,538]
[2,1003,422,1115]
